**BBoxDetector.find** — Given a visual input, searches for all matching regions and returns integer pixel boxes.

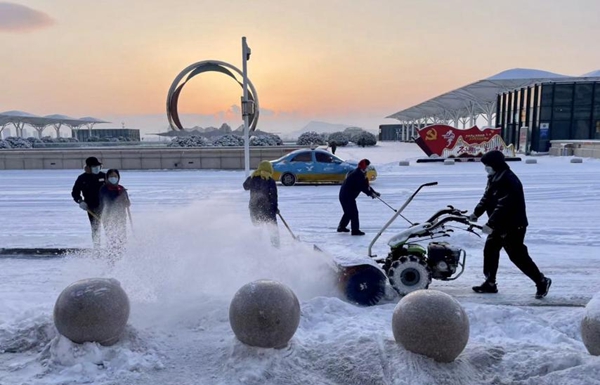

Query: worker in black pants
[71,157,106,248]
[469,150,551,299]
[337,159,379,236]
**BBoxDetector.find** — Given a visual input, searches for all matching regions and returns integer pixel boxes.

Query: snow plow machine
[338,182,484,306]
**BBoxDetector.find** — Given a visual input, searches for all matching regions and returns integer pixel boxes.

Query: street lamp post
[241,37,252,177]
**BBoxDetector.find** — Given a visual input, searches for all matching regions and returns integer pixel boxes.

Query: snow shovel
[126,207,134,236]
[277,212,322,251]
[86,209,100,221]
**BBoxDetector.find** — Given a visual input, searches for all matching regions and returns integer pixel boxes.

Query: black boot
[472,280,498,294]
[535,276,551,299]
[337,227,350,233]
[351,230,365,236]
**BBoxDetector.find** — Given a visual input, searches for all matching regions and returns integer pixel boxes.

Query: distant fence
[0,146,302,170]
[549,140,600,158]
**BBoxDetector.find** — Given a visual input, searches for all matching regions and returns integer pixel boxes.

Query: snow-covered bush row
[326,131,350,146]
[250,134,284,146]
[168,133,284,147]
[351,131,377,147]
[167,136,212,147]
[296,131,327,146]
[212,134,245,147]
[0,140,11,149]
[3,137,33,149]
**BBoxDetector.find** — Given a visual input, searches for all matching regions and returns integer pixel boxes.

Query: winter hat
[358,159,371,171]
[481,150,507,171]
[85,157,102,167]
[252,161,274,180]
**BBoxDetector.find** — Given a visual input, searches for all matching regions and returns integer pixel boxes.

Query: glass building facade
[73,128,141,142]
[497,81,600,153]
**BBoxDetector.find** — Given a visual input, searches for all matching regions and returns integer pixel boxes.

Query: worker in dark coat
[469,150,551,299]
[243,160,280,246]
[337,159,379,236]
[99,169,131,257]
[71,157,105,248]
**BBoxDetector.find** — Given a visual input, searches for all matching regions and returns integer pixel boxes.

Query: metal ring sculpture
[166,60,259,131]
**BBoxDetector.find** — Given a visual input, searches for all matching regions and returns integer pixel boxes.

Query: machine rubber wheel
[387,255,432,296]
[343,265,387,306]
[281,173,296,186]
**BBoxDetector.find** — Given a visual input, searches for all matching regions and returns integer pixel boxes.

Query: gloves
[482,224,493,235]
[468,213,478,222]
[370,191,381,199]
[78,201,88,211]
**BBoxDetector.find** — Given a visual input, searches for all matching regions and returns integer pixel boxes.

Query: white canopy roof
[0,110,109,127]
[387,68,600,122]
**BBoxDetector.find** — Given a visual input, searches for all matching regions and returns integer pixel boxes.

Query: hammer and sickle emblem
[425,129,437,141]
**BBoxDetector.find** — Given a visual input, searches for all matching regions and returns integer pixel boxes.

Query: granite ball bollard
[571,157,583,163]
[525,158,538,164]
[582,295,600,356]
[443,159,455,165]
[53,278,130,346]
[399,161,410,166]
[392,289,469,362]
[229,279,301,349]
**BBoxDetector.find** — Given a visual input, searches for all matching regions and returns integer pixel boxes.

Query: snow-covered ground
[1,142,600,384]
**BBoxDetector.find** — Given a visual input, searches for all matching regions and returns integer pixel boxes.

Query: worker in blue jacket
[337,159,379,236]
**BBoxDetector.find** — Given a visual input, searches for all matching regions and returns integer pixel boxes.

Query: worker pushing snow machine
[340,182,484,306]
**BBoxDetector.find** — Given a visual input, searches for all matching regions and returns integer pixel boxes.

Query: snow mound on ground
[0,311,163,384]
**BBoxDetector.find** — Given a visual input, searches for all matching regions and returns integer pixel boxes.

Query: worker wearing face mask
[71,157,106,248]
[99,169,131,258]
[468,150,551,299]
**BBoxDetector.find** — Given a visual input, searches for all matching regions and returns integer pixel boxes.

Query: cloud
[0,2,55,33]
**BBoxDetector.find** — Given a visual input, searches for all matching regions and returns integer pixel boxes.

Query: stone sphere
[398,161,410,166]
[229,279,301,348]
[571,157,583,163]
[443,159,455,165]
[582,295,600,355]
[392,289,469,362]
[525,158,538,164]
[53,278,130,346]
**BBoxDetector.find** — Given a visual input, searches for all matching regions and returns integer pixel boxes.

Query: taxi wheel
[281,173,296,186]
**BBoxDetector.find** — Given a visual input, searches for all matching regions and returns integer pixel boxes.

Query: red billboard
[414,125,514,158]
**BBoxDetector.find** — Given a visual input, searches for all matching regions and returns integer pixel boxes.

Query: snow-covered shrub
[5,137,32,149]
[167,136,211,148]
[327,131,350,146]
[296,131,327,146]
[212,134,244,146]
[250,134,284,146]
[351,131,377,147]
[0,140,11,149]
[41,136,56,143]
[344,126,366,137]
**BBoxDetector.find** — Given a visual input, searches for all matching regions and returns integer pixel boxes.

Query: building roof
[0,111,110,127]
[387,68,600,122]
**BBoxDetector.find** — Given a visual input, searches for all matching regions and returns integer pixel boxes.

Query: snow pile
[36,329,163,382]
[0,309,163,384]
[297,131,327,146]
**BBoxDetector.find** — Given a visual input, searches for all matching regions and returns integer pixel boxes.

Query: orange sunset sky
[1,0,600,135]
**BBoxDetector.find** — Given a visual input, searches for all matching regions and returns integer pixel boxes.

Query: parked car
[270,149,377,186]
